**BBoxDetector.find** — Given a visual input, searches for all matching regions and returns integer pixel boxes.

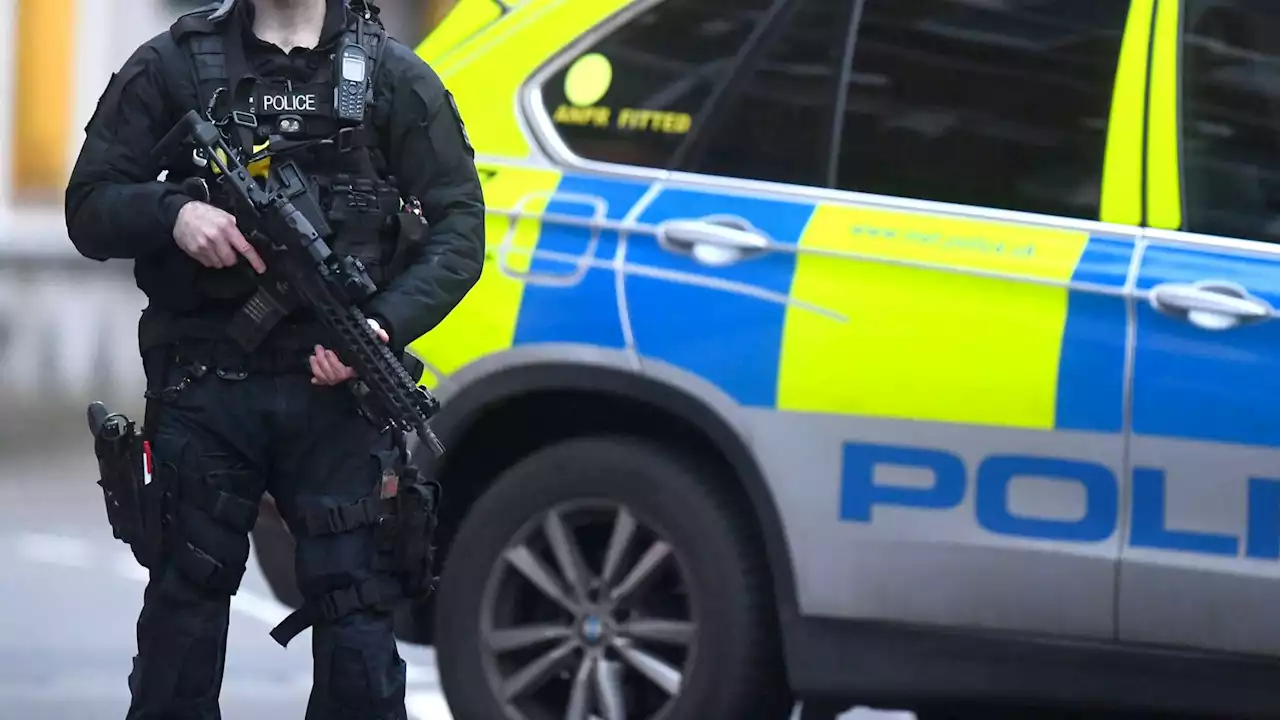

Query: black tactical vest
[160,0,419,310]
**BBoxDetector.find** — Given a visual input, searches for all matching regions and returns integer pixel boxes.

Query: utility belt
[88,340,440,634]
[167,337,317,379]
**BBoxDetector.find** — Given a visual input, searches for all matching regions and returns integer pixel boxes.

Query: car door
[764,0,1139,639]
[1119,0,1280,657]
[532,0,1140,638]
[673,0,1145,639]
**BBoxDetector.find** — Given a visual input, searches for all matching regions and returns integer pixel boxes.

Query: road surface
[0,444,455,720]
[0,438,906,720]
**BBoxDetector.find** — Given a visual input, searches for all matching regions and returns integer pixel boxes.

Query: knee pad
[313,639,407,717]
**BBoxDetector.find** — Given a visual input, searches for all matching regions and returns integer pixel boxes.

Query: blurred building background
[0,0,459,448]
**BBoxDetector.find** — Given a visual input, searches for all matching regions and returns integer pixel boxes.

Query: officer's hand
[173,201,267,274]
[310,319,390,386]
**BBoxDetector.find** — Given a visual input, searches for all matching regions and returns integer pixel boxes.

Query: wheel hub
[579,613,607,645]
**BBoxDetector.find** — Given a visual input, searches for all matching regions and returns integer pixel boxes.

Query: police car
[253,0,1280,717]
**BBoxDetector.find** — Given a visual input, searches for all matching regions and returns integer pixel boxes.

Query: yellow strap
[210,142,271,179]
[1145,0,1183,230]
[1100,0,1156,226]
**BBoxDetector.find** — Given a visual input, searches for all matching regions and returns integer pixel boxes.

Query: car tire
[434,435,792,720]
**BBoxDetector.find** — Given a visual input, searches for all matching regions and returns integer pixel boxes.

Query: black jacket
[65,0,485,352]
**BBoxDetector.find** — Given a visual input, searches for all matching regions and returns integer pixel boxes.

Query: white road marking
[405,662,437,684]
[0,674,315,699]
[17,532,95,568]
[407,692,455,719]
[112,548,150,581]
[228,588,289,626]
[12,531,455,719]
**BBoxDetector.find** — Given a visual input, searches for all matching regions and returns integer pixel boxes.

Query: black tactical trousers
[126,352,407,720]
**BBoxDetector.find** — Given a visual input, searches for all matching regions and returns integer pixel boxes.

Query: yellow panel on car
[428,0,639,159]
[777,205,1088,430]
[417,0,504,65]
[407,163,561,387]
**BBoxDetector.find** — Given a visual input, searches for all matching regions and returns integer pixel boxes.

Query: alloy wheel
[478,500,699,720]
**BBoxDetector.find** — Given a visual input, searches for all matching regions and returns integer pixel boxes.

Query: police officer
[64,0,484,717]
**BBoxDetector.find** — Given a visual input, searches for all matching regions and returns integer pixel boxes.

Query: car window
[538,0,776,170]
[674,0,853,188]
[834,0,1131,220]
[1181,0,1280,242]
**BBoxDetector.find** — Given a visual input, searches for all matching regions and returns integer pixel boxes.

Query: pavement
[0,437,912,720]
[0,445,454,720]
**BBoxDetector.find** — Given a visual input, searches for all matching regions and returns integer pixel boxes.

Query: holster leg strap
[301,496,394,537]
[269,576,403,647]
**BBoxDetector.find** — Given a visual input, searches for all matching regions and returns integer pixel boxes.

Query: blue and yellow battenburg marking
[412,165,1135,436]
[420,162,1280,452]
[781,208,1131,433]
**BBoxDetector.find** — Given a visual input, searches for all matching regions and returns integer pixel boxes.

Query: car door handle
[493,190,608,287]
[1149,280,1273,330]
[657,218,770,267]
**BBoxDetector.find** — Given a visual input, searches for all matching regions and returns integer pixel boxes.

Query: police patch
[88,64,144,134]
[261,92,318,113]
[253,83,330,116]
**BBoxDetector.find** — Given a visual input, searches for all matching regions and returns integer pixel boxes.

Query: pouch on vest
[325,175,402,287]
[386,210,430,279]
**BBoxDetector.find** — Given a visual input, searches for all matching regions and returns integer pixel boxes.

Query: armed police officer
[65,0,484,717]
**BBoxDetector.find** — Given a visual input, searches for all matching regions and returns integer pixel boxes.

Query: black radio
[335,40,371,124]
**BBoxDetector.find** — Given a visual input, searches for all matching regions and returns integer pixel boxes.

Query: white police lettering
[262,94,318,113]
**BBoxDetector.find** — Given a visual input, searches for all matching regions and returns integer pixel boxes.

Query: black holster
[378,463,440,599]
[87,402,165,569]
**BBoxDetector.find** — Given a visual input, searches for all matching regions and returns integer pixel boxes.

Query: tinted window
[1181,0,1280,241]
[539,0,775,169]
[677,0,852,187]
[835,0,1130,220]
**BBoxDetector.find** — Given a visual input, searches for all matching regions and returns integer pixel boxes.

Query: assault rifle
[152,109,445,464]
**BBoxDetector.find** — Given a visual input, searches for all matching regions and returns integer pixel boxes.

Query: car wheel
[434,435,791,720]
